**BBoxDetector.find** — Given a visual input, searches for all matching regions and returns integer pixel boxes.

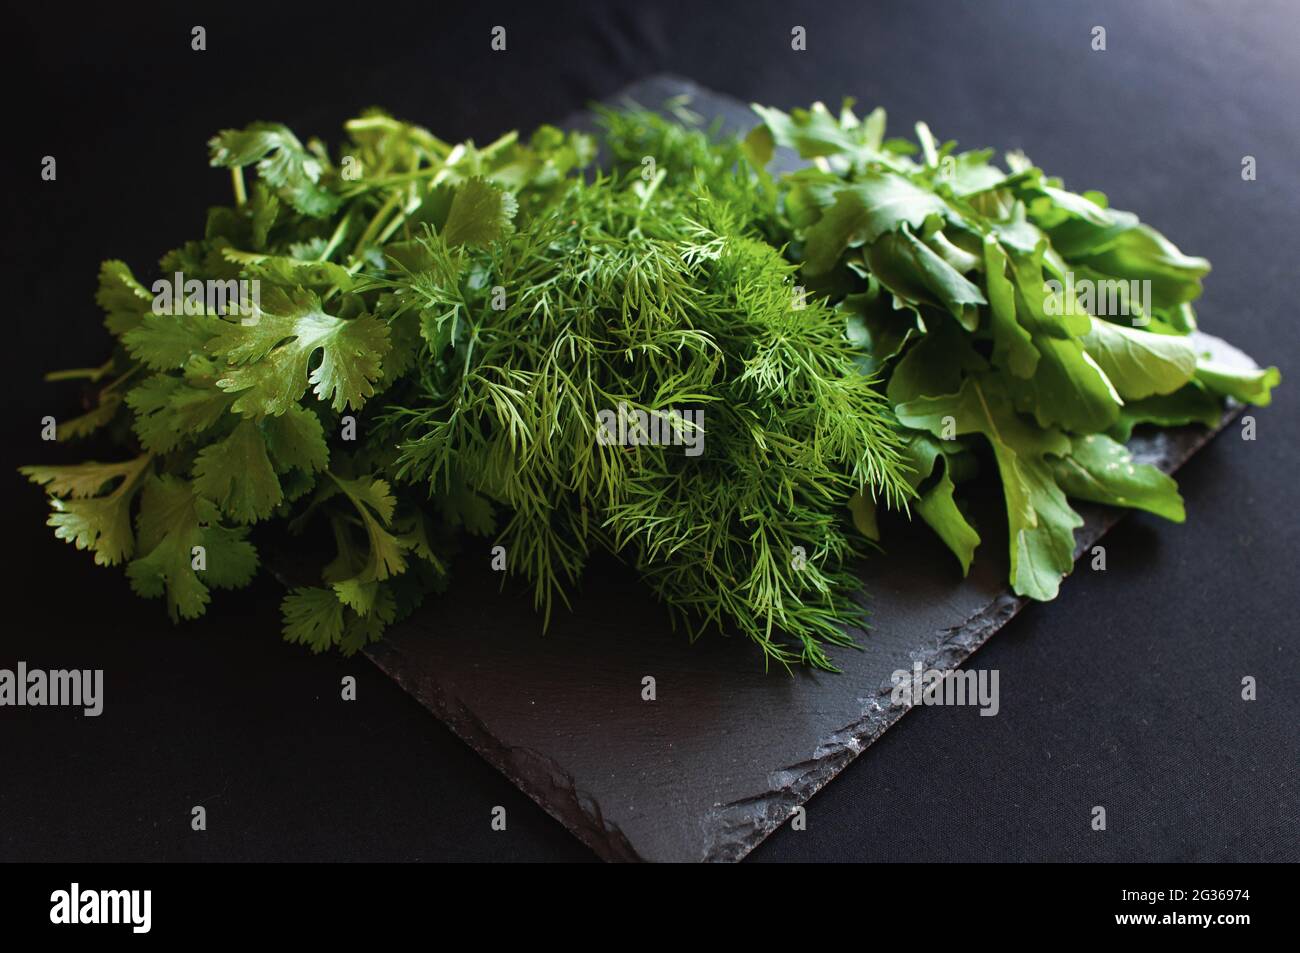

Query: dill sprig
[383,149,910,668]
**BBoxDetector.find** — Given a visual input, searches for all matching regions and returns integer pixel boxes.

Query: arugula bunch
[748,101,1280,598]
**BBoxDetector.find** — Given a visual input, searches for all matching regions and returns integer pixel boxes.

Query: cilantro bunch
[748,101,1281,599]
[22,113,597,654]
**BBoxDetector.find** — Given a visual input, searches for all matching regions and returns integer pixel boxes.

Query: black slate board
[366,76,1253,863]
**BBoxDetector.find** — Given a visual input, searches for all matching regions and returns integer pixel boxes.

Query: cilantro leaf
[192,419,283,523]
[21,456,152,566]
[97,260,154,336]
[127,475,258,621]
[329,474,406,582]
[208,287,390,415]
[222,248,355,293]
[56,393,123,442]
[123,311,223,370]
[281,587,346,652]
[261,405,330,474]
[127,374,234,453]
[441,177,518,248]
[209,122,340,218]
[339,609,388,655]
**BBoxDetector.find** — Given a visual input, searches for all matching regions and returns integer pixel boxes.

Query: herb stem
[352,191,402,257]
[44,360,114,383]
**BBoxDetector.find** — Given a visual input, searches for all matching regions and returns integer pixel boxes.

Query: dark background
[3,0,1296,862]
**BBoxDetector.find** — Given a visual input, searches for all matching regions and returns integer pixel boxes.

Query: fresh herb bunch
[20,97,1281,669]
[747,101,1280,599]
[22,104,912,669]
[21,113,600,654]
[382,166,908,667]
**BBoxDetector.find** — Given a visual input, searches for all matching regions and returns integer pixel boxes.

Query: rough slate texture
[367,76,1250,863]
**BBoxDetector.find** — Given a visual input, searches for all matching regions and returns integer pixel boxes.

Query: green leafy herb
[19,97,1280,670]
[753,99,1279,599]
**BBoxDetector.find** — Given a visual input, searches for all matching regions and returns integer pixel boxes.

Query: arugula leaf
[1006,335,1123,433]
[886,321,987,406]
[1195,359,1281,406]
[842,284,920,375]
[1070,224,1211,309]
[983,236,1039,378]
[900,435,980,575]
[751,101,889,166]
[1109,382,1224,441]
[846,489,880,541]
[863,225,985,331]
[1052,434,1184,522]
[755,97,1276,606]
[897,375,1080,600]
[1081,318,1197,400]
[803,173,950,275]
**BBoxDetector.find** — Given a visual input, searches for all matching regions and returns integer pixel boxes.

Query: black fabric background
[3,0,1296,862]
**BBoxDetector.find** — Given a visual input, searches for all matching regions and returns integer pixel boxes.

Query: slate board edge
[699,415,1239,863]
[367,403,1237,864]
[367,646,644,862]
